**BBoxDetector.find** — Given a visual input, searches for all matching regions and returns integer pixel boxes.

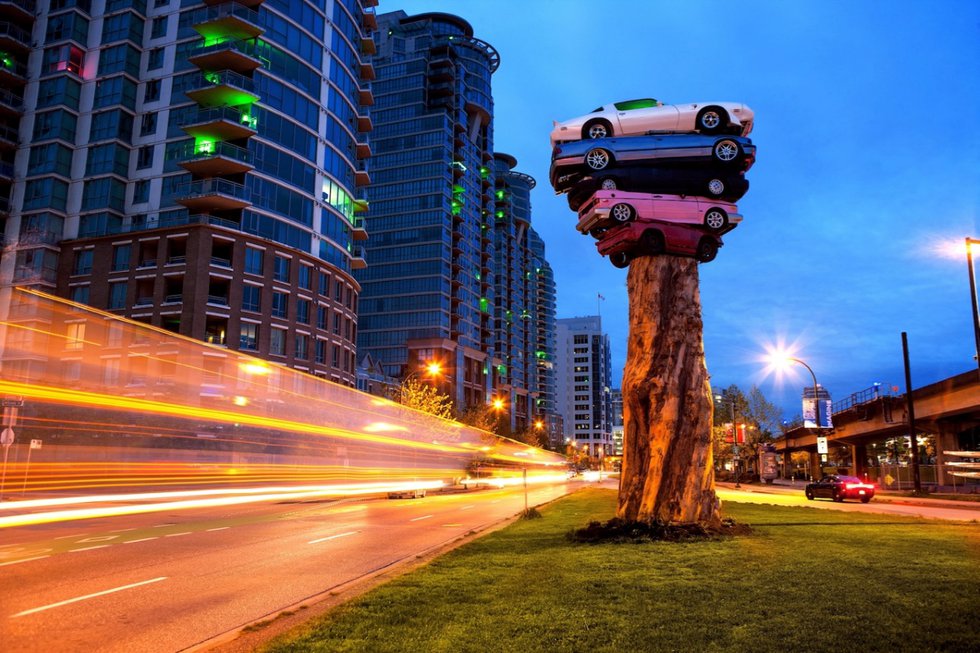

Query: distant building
[610,388,623,456]
[556,316,612,456]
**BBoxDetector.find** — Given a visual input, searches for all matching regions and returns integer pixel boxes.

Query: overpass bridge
[775,369,980,485]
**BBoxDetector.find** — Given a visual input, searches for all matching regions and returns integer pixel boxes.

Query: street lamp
[966,237,980,370]
[767,351,822,430]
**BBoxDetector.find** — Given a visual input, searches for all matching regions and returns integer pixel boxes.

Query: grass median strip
[262,489,980,653]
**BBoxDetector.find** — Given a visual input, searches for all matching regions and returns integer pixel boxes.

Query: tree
[456,402,497,432]
[617,256,720,527]
[395,378,453,419]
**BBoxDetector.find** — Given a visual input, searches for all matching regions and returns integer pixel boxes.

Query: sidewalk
[718,478,980,511]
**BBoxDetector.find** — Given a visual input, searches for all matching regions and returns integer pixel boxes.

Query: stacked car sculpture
[549,99,755,267]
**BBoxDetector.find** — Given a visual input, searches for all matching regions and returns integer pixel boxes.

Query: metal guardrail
[831,384,897,414]
[173,139,253,165]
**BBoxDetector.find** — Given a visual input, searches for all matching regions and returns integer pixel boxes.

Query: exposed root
[568,517,751,543]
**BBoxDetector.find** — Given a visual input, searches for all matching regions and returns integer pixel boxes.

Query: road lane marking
[308,530,360,544]
[69,545,111,553]
[206,527,229,532]
[54,533,88,540]
[123,537,158,544]
[109,528,136,533]
[164,532,190,538]
[77,535,119,543]
[410,515,433,522]
[0,555,50,567]
[460,505,474,510]
[442,523,462,527]
[11,577,167,618]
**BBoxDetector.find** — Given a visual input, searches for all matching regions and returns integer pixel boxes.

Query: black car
[565,165,749,211]
[805,475,875,503]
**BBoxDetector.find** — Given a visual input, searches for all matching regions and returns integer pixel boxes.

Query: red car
[577,190,741,237]
[595,217,724,268]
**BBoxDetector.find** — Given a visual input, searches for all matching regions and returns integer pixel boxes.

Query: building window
[298,265,312,290]
[318,272,329,296]
[295,333,308,360]
[242,285,260,312]
[315,339,326,364]
[334,280,342,301]
[317,306,327,330]
[70,285,89,305]
[244,247,263,275]
[151,16,167,39]
[108,282,127,309]
[270,328,286,356]
[332,311,341,335]
[73,249,93,275]
[136,145,154,169]
[133,179,150,203]
[111,245,131,272]
[147,47,164,70]
[140,112,157,136]
[296,299,310,324]
[240,323,258,350]
[144,79,160,102]
[271,291,287,318]
[273,255,290,283]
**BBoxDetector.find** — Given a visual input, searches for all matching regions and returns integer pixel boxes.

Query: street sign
[1,428,14,446]
[2,398,23,408]
[816,436,828,454]
[30,439,42,450]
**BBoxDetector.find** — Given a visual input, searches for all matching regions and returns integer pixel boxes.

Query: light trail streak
[308,531,359,544]
[10,577,168,618]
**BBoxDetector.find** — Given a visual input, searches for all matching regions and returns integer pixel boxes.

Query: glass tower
[0,0,376,387]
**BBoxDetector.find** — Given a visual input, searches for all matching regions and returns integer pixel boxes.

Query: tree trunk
[617,256,721,527]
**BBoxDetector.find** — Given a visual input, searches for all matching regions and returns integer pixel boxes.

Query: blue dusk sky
[390,0,980,418]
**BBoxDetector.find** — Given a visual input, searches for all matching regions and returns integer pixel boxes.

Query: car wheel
[585,148,611,170]
[703,208,728,231]
[610,251,631,268]
[583,119,612,140]
[696,107,727,134]
[599,177,618,190]
[696,238,718,263]
[706,178,725,196]
[832,490,844,502]
[610,203,635,223]
[641,229,665,255]
[712,139,741,164]
[805,488,814,500]
[860,496,871,503]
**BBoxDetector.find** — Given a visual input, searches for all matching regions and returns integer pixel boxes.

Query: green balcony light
[535,351,547,359]
[1,54,12,69]
[195,137,216,155]
[479,166,490,179]
[475,272,481,281]
[479,297,489,313]
[451,205,462,216]
[495,189,506,200]
[497,364,507,375]
[495,210,505,219]
[452,184,465,195]
[483,366,489,375]
[204,71,221,85]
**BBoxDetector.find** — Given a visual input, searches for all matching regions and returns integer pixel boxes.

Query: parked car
[564,165,749,210]
[550,133,755,192]
[805,475,875,503]
[596,218,723,268]
[550,98,754,145]
[576,190,741,237]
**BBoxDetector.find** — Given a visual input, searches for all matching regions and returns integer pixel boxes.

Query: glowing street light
[491,397,506,412]
[766,349,822,430]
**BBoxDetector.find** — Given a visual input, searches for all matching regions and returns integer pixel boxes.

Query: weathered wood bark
[617,255,721,527]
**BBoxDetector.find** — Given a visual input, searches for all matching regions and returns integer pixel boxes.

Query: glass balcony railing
[0,0,37,17]
[174,178,250,210]
[0,21,30,47]
[174,139,253,166]
[0,86,23,111]
[185,70,258,107]
[193,1,261,34]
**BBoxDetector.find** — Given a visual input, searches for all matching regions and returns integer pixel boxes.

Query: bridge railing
[831,384,896,414]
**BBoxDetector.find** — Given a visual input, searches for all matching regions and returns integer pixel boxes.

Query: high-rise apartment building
[556,316,612,456]
[1,0,376,386]
[610,387,623,456]
[358,11,555,428]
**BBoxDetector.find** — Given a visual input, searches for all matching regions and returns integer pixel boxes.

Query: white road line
[11,577,167,618]
[410,514,433,522]
[77,535,119,543]
[206,527,230,532]
[460,505,474,510]
[123,537,158,544]
[164,532,190,538]
[308,530,360,544]
[54,533,88,540]
[69,545,111,553]
[0,555,50,567]
[109,528,136,533]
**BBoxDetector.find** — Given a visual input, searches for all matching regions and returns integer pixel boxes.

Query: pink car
[576,190,741,237]
[596,218,724,268]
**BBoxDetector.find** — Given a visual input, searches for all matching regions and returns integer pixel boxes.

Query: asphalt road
[0,481,576,653]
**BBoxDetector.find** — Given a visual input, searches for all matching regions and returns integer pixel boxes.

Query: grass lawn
[262,489,980,653]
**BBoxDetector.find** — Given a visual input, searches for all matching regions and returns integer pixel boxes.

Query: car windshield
[614,99,660,111]
[838,476,862,483]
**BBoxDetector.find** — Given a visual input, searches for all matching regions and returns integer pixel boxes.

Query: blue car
[550,133,756,192]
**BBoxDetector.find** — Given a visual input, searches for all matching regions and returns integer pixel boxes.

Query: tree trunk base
[569,517,751,544]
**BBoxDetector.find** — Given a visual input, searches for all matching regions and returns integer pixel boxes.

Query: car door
[653,195,698,226]
[617,101,679,134]
[815,477,833,498]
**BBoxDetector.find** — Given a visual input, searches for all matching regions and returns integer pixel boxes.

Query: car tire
[703,208,728,231]
[712,139,742,164]
[610,251,631,268]
[585,148,612,170]
[696,107,727,134]
[860,496,871,503]
[611,203,634,223]
[832,490,844,502]
[696,238,718,263]
[599,177,618,190]
[706,178,725,196]
[583,119,612,140]
[805,488,814,500]
[642,229,665,256]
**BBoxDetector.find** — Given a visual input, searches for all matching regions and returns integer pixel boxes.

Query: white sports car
[550,99,753,146]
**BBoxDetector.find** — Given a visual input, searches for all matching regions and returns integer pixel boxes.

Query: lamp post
[783,357,821,430]
[967,237,980,370]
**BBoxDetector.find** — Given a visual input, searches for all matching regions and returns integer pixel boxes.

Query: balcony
[193,2,263,41]
[0,21,30,52]
[361,7,377,31]
[0,0,35,23]
[359,34,375,56]
[181,105,257,141]
[350,246,366,270]
[0,122,18,149]
[206,294,230,307]
[0,159,12,180]
[359,59,375,81]
[355,139,370,160]
[358,83,373,106]
[351,216,367,241]
[176,140,254,176]
[0,86,22,114]
[184,70,259,108]
[188,38,262,75]
[174,177,250,211]
[354,163,370,187]
[357,112,372,133]
[0,56,26,86]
